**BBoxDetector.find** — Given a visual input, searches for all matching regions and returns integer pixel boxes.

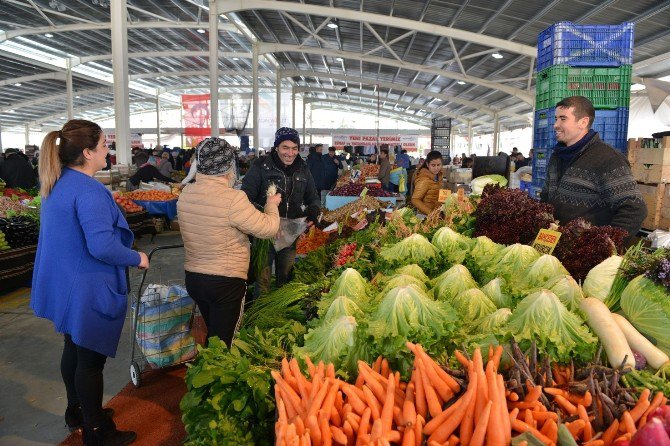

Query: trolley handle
[136,243,185,297]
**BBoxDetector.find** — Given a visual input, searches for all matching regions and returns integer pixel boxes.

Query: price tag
[456,188,465,201]
[531,228,562,255]
[438,189,451,203]
[360,187,368,198]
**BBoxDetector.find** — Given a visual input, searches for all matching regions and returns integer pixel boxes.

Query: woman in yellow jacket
[411,150,444,215]
[177,137,281,346]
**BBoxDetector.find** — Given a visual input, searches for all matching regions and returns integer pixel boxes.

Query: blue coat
[306,152,325,190]
[31,168,141,357]
[322,154,341,190]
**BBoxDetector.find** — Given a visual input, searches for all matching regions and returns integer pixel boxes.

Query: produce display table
[125,210,158,239]
[0,244,37,294]
[325,193,396,211]
[132,199,178,221]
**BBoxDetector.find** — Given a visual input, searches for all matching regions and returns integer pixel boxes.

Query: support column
[0,122,3,152]
[302,99,306,145]
[25,125,30,146]
[111,0,130,165]
[66,62,74,120]
[156,91,162,147]
[252,43,259,154]
[493,113,500,155]
[276,70,281,128]
[308,105,313,144]
[291,88,296,128]
[209,0,219,137]
[467,120,473,155]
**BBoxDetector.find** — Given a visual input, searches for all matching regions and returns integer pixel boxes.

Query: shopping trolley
[128,244,201,387]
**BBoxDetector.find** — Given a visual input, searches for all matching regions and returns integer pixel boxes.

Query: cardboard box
[632,164,670,184]
[638,183,670,230]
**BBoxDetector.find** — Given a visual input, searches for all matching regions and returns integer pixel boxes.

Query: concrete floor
[0,230,185,446]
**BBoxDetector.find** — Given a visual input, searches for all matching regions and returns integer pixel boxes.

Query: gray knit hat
[195,137,236,175]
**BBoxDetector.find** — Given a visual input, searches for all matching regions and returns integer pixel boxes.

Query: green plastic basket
[535,65,632,110]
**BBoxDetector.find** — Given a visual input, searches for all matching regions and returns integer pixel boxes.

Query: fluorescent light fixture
[631,83,645,92]
[197,28,206,34]
[335,57,343,62]
[75,95,81,98]
[232,57,239,60]
[60,116,66,119]
[14,82,21,86]
[7,110,14,113]
[492,52,503,59]
[45,33,54,38]
[457,81,466,85]
[327,22,338,29]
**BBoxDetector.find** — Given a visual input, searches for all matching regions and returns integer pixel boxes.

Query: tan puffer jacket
[411,168,443,214]
[177,174,280,280]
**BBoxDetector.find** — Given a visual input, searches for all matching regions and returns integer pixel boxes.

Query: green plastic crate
[535,65,632,109]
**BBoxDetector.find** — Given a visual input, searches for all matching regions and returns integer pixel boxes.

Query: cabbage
[450,288,497,324]
[480,308,513,333]
[544,275,583,312]
[394,264,430,283]
[320,296,364,322]
[431,226,473,264]
[295,316,358,367]
[516,255,569,293]
[465,236,505,282]
[621,275,670,355]
[503,289,597,363]
[327,268,369,302]
[583,256,623,304]
[470,174,508,195]
[380,234,438,265]
[432,264,479,301]
[481,278,513,309]
[380,274,428,295]
[488,244,540,284]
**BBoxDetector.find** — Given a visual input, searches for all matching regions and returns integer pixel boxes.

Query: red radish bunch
[334,243,357,267]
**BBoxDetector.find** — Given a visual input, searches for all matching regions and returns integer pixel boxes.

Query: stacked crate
[628,137,670,230]
[431,117,451,162]
[530,21,635,198]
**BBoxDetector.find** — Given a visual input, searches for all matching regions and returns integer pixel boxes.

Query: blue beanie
[273,127,300,148]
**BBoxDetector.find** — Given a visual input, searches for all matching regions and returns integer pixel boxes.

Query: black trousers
[185,271,246,347]
[61,334,107,425]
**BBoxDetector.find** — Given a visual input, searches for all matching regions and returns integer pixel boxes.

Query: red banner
[182,94,211,142]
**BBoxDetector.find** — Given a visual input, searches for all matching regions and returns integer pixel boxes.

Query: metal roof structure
[1,0,669,137]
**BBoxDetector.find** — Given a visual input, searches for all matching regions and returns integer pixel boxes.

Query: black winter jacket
[242,153,320,223]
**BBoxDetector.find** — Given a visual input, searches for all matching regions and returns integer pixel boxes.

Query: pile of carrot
[272,344,668,446]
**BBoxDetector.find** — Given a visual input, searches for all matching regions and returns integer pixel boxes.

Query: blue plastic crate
[529,185,543,201]
[537,22,634,71]
[519,180,531,193]
[533,107,629,151]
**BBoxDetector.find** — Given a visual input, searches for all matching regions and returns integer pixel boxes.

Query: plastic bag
[274,217,308,251]
[648,230,670,249]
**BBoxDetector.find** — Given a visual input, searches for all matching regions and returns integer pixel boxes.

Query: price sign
[532,228,562,255]
[360,187,368,198]
[438,189,451,203]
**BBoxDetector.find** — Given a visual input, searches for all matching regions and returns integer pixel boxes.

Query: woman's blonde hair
[39,119,102,198]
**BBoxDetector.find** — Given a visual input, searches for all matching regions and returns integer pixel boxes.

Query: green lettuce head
[488,244,541,285]
[621,275,670,355]
[379,274,428,296]
[432,264,479,301]
[522,255,569,290]
[480,308,513,333]
[380,234,437,265]
[481,277,513,309]
[327,268,369,302]
[394,264,430,283]
[431,226,473,264]
[319,296,364,322]
[583,256,622,304]
[450,288,497,326]
[294,315,358,367]
[465,236,504,282]
[544,275,583,312]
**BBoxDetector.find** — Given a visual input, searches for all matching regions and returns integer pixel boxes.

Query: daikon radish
[611,313,670,370]
[580,297,635,370]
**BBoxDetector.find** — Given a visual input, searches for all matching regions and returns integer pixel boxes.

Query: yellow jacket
[177,173,280,280]
[411,168,443,214]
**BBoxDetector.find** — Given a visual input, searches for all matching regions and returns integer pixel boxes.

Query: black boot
[65,405,115,432]
[82,416,136,446]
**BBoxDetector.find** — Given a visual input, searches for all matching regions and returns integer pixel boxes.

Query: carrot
[508,392,520,402]
[524,380,543,403]
[454,350,470,368]
[363,385,382,420]
[402,428,416,446]
[621,411,637,435]
[276,420,288,446]
[381,371,396,433]
[530,411,558,422]
[386,430,402,443]
[417,359,443,417]
[488,345,494,363]
[308,379,332,419]
[343,384,368,416]
[427,381,476,443]
[381,358,390,378]
[413,366,428,420]
[295,416,306,437]
[332,391,344,426]
[355,372,366,389]
[346,412,361,432]
[578,404,593,441]
[511,419,554,446]
[565,419,586,439]
[540,418,558,445]
[343,420,355,445]
[331,425,347,445]
[320,410,332,446]
[373,356,383,374]
[356,408,372,445]
[470,400,492,446]
[359,363,387,403]
[498,373,511,446]
[403,382,417,427]
[485,362,503,445]
[614,433,632,443]
[491,345,504,371]
[553,394,578,416]
[448,435,460,446]
[416,353,454,402]
[459,369,478,446]
[307,415,322,446]
[282,357,292,378]
[289,359,310,406]
[414,415,425,446]
[303,354,315,376]
[629,389,651,423]
[543,388,568,398]
[423,394,465,435]
[272,371,303,416]
[416,344,461,393]
[524,409,535,428]
[509,408,520,424]
[643,391,665,419]
[583,440,605,446]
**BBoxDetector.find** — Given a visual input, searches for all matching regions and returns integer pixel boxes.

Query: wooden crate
[629,137,670,183]
[632,164,670,184]
[638,182,670,230]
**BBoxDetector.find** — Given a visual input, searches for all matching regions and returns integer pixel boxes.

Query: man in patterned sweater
[540,96,646,238]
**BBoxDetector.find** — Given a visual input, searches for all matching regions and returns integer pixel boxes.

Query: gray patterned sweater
[540,134,646,236]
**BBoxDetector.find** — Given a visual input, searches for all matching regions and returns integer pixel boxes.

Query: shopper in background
[242,127,320,296]
[540,95,645,238]
[126,152,176,191]
[411,150,444,215]
[157,151,174,178]
[378,147,392,190]
[323,146,343,191]
[395,149,411,169]
[0,148,37,189]
[306,144,326,201]
[31,119,149,446]
[178,137,280,346]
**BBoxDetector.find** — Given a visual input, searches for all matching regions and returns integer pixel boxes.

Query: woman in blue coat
[31,120,149,446]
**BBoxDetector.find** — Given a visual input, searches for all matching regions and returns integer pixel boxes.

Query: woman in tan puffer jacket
[177,137,281,346]
[411,150,444,215]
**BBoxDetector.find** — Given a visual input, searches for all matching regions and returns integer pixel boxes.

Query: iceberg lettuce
[621,275,670,355]
[380,234,438,265]
[481,277,513,309]
[394,264,430,283]
[431,226,473,264]
[432,264,479,301]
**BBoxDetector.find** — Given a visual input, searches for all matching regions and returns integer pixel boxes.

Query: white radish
[580,297,635,370]
[611,313,670,370]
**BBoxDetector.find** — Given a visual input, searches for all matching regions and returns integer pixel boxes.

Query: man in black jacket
[0,149,37,189]
[242,127,320,293]
[540,96,645,238]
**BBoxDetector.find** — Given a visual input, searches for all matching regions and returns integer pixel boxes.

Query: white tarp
[629,95,670,138]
